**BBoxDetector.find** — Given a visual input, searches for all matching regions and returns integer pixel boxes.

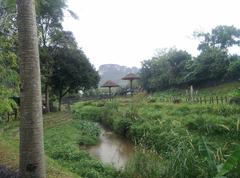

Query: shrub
[229,96,240,105]
[173,98,182,104]
[73,105,103,121]
[123,149,164,178]
[112,116,132,136]
[147,96,157,103]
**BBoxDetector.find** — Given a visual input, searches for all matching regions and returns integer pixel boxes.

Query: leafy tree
[36,0,67,112]
[51,48,99,111]
[195,25,240,51]
[140,48,191,92]
[40,30,78,112]
[36,0,77,112]
[184,48,229,85]
[0,0,19,120]
[225,55,240,80]
[166,49,191,85]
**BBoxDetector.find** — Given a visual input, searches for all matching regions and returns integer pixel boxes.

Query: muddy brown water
[87,125,134,169]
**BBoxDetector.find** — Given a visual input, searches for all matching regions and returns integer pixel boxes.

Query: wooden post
[225,96,228,104]
[109,87,112,100]
[216,96,218,105]
[130,79,133,96]
[221,96,224,104]
[190,85,193,102]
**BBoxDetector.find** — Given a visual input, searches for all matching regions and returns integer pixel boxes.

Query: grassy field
[72,93,240,178]
[1,81,240,178]
[0,111,120,178]
[153,81,240,97]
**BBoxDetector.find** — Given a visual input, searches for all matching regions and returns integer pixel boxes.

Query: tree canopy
[51,47,99,110]
[140,25,240,92]
[0,0,99,116]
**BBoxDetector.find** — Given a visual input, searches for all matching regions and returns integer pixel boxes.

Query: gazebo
[122,73,140,96]
[101,80,119,97]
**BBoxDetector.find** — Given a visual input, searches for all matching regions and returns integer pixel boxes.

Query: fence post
[225,96,228,104]
[221,96,224,104]
[216,96,218,105]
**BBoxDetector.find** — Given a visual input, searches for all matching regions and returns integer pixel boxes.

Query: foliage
[51,48,99,110]
[195,25,240,51]
[140,26,240,92]
[0,1,19,119]
[140,48,191,92]
[216,146,240,178]
[44,119,119,178]
[74,97,240,178]
[72,104,103,122]
[123,149,164,178]
[185,48,229,85]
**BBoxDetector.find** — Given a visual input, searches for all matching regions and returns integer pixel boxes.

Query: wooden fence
[159,96,230,105]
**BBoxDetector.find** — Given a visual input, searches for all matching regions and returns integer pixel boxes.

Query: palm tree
[17,0,46,177]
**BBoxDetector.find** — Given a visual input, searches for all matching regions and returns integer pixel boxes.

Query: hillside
[153,81,240,97]
[98,64,139,86]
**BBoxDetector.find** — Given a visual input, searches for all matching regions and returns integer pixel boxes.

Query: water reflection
[87,126,134,169]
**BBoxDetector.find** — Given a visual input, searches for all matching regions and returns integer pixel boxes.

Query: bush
[73,105,103,121]
[147,96,157,103]
[123,149,164,178]
[230,96,240,105]
[44,119,119,178]
[112,117,132,136]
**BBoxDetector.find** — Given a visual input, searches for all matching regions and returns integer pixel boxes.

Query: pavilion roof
[122,73,140,80]
[101,80,119,87]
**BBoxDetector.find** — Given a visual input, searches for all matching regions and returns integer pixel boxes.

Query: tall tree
[184,47,229,86]
[17,0,46,177]
[195,25,240,51]
[36,0,77,112]
[51,48,99,111]
[140,48,191,92]
[37,0,66,113]
[0,0,19,120]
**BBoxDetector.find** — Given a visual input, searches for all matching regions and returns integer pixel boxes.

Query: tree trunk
[45,83,50,113]
[17,0,46,177]
[58,90,62,111]
[58,95,62,111]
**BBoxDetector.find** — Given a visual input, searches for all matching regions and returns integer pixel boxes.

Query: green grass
[0,111,120,178]
[1,81,240,178]
[72,94,240,178]
[153,81,240,97]
[44,119,118,178]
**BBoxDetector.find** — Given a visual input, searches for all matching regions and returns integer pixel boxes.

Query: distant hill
[98,64,139,86]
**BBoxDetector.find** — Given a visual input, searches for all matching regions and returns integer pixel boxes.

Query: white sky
[63,0,240,69]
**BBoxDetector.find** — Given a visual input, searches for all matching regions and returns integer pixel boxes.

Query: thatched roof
[101,80,119,87]
[122,73,140,80]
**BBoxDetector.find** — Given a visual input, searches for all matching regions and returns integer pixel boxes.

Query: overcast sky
[63,0,240,69]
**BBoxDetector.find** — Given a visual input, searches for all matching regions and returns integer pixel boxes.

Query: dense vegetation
[1,0,240,177]
[72,94,240,178]
[140,26,240,92]
[0,0,99,119]
[0,111,122,178]
[1,83,240,177]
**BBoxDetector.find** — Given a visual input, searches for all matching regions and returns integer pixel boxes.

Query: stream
[87,125,134,169]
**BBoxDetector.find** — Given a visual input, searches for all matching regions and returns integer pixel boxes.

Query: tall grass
[72,96,240,178]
